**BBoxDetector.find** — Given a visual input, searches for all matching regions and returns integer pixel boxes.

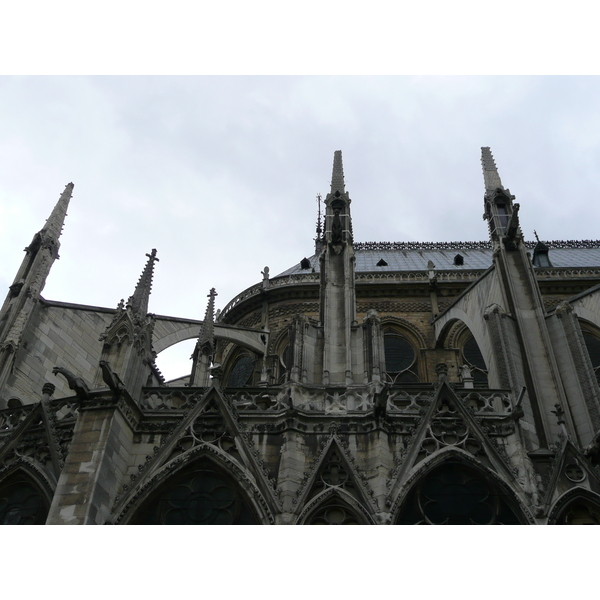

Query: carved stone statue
[52,366,90,400]
[99,360,125,395]
[331,209,343,245]
[503,203,520,248]
[373,383,390,422]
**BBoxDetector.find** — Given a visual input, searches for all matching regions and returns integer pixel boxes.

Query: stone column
[46,394,139,524]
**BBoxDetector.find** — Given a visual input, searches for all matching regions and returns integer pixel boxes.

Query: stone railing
[534,267,600,279]
[0,397,79,436]
[218,273,320,322]
[140,385,514,417]
[0,403,35,433]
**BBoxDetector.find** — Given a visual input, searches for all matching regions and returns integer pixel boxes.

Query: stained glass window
[384,332,419,384]
[0,474,49,525]
[463,336,488,386]
[227,355,254,387]
[396,462,522,525]
[134,462,258,525]
[306,498,363,525]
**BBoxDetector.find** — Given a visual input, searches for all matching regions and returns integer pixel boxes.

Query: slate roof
[275,243,600,277]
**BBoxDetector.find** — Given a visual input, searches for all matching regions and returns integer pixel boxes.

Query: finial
[316,193,322,237]
[128,249,159,317]
[481,147,504,195]
[315,193,324,253]
[331,150,345,194]
[534,230,540,243]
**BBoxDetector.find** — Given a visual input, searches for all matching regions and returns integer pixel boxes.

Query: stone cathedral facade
[2,149,600,525]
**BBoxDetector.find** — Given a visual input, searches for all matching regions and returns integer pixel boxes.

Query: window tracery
[383,328,419,384]
[226,353,255,388]
[396,462,522,524]
[555,499,600,525]
[306,498,362,525]
[0,473,49,525]
[133,462,258,525]
[276,340,292,384]
[461,334,488,387]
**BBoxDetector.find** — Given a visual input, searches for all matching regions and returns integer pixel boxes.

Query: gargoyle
[52,366,90,400]
[99,360,125,396]
[373,383,390,422]
[502,203,520,249]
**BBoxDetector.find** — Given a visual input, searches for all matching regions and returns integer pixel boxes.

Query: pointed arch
[391,451,530,525]
[0,460,54,525]
[297,488,375,525]
[294,435,377,519]
[379,316,427,349]
[379,317,426,384]
[114,446,274,524]
[548,488,600,524]
[269,327,292,384]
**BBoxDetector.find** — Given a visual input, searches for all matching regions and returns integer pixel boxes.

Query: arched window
[226,354,255,388]
[0,472,50,525]
[554,498,600,525]
[306,497,363,525]
[396,462,522,524]
[133,461,258,525]
[383,329,419,384]
[582,331,600,386]
[462,335,489,387]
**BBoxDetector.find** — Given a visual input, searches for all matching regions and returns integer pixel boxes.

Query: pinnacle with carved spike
[127,249,159,318]
[198,288,217,349]
[481,147,504,195]
[36,182,74,257]
[330,150,345,194]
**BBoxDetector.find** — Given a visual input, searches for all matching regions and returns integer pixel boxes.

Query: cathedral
[2,148,600,525]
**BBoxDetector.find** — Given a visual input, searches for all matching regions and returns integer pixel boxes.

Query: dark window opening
[454,254,464,266]
[227,355,254,387]
[376,258,388,267]
[133,462,258,525]
[306,498,363,525]
[0,474,49,525]
[383,332,419,384]
[496,204,509,228]
[396,462,522,524]
[279,344,293,383]
[300,257,310,269]
[462,335,488,386]
[555,499,600,525]
[583,332,600,386]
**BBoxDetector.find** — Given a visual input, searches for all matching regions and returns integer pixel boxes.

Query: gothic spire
[481,147,504,196]
[198,288,217,350]
[42,183,74,244]
[127,249,159,317]
[330,150,345,195]
[190,288,218,387]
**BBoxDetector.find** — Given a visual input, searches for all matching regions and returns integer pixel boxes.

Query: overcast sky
[2,76,600,377]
